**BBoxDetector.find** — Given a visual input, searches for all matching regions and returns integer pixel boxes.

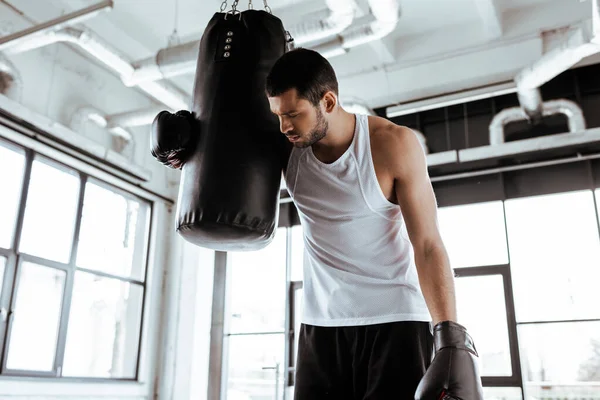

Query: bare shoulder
[367,115,424,171]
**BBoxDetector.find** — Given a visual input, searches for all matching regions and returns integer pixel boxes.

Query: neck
[313,108,355,153]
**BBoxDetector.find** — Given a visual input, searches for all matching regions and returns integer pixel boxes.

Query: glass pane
[437,201,508,268]
[519,321,600,394]
[62,271,144,378]
[6,262,65,371]
[0,144,25,249]
[483,387,522,400]
[505,191,600,322]
[455,274,512,376]
[0,257,6,298]
[19,159,80,263]
[290,225,304,282]
[76,181,149,280]
[228,229,287,334]
[226,334,285,400]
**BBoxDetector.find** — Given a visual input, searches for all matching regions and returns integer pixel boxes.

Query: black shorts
[293,321,433,400]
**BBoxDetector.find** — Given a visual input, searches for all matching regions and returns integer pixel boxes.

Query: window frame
[0,136,154,382]
[454,265,523,388]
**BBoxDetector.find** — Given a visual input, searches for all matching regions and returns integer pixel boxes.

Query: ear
[322,91,337,114]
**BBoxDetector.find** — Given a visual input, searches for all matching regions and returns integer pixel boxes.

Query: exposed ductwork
[126,0,357,86]
[0,0,400,132]
[105,106,165,129]
[514,0,600,119]
[0,52,22,101]
[1,26,189,111]
[488,99,586,146]
[313,0,401,58]
[288,0,356,44]
[70,106,135,156]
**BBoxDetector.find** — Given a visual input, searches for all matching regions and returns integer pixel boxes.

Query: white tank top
[284,113,431,327]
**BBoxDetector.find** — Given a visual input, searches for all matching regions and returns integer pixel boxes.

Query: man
[266,48,483,399]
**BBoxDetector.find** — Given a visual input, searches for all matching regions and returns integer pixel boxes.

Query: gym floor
[0,0,599,399]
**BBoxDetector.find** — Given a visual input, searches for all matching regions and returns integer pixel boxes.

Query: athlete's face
[268,88,328,148]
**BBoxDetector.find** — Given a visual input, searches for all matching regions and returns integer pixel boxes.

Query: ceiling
[0,0,596,116]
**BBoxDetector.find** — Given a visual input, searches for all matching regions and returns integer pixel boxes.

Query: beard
[294,107,328,148]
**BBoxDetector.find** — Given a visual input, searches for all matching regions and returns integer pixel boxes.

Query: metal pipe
[0,0,113,52]
[125,40,199,87]
[489,107,527,146]
[126,0,356,86]
[106,106,164,129]
[489,99,586,145]
[313,0,401,57]
[516,87,543,121]
[70,106,135,157]
[430,151,600,183]
[514,0,600,119]
[543,99,586,133]
[4,26,189,110]
[0,52,22,101]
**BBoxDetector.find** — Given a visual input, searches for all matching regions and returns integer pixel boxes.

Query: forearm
[414,243,457,325]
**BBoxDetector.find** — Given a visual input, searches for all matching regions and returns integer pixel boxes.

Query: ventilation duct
[488,99,586,146]
[1,27,189,111]
[514,0,600,119]
[0,52,22,101]
[71,106,134,156]
[126,0,356,86]
[105,106,165,129]
[313,0,401,58]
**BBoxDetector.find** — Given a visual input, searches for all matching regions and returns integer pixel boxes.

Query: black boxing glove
[415,321,484,400]
[150,110,196,169]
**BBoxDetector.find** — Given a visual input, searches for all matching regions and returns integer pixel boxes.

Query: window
[76,180,148,281]
[18,158,80,263]
[227,230,287,334]
[482,387,523,400]
[0,144,25,250]
[504,190,600,322]
[225,229,287,399]
[62,271,144,378]
[227,334,285,400]
[0,257,6,297]
[437,201,509,268]
[5,261,66,372]
[455,274,512,377]
[519,321,600,397]
[0,140,151,380]
[290,225,304,282]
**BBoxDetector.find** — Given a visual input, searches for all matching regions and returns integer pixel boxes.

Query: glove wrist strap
[433,320,479,356]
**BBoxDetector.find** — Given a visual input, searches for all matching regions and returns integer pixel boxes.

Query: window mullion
[10,148,33,253]
[54,173,87,376]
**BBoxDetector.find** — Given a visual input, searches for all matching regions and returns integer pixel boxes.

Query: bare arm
[386,125,457,325]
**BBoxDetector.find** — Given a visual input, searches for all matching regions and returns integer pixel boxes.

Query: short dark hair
[266,48,339,106]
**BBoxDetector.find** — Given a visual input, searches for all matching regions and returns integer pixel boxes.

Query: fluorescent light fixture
[386,81,517,118]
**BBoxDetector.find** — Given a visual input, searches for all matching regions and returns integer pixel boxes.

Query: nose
[279,117,293,134]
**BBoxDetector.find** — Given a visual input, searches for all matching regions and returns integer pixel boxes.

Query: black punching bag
[151,10,290,251]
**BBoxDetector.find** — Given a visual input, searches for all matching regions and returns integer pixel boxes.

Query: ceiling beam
[475,0,503,39]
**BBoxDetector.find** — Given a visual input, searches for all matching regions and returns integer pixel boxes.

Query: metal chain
[231,0,240,11]
[263,0,272,13]
[220,0,227,12]
[248,0,253,9]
